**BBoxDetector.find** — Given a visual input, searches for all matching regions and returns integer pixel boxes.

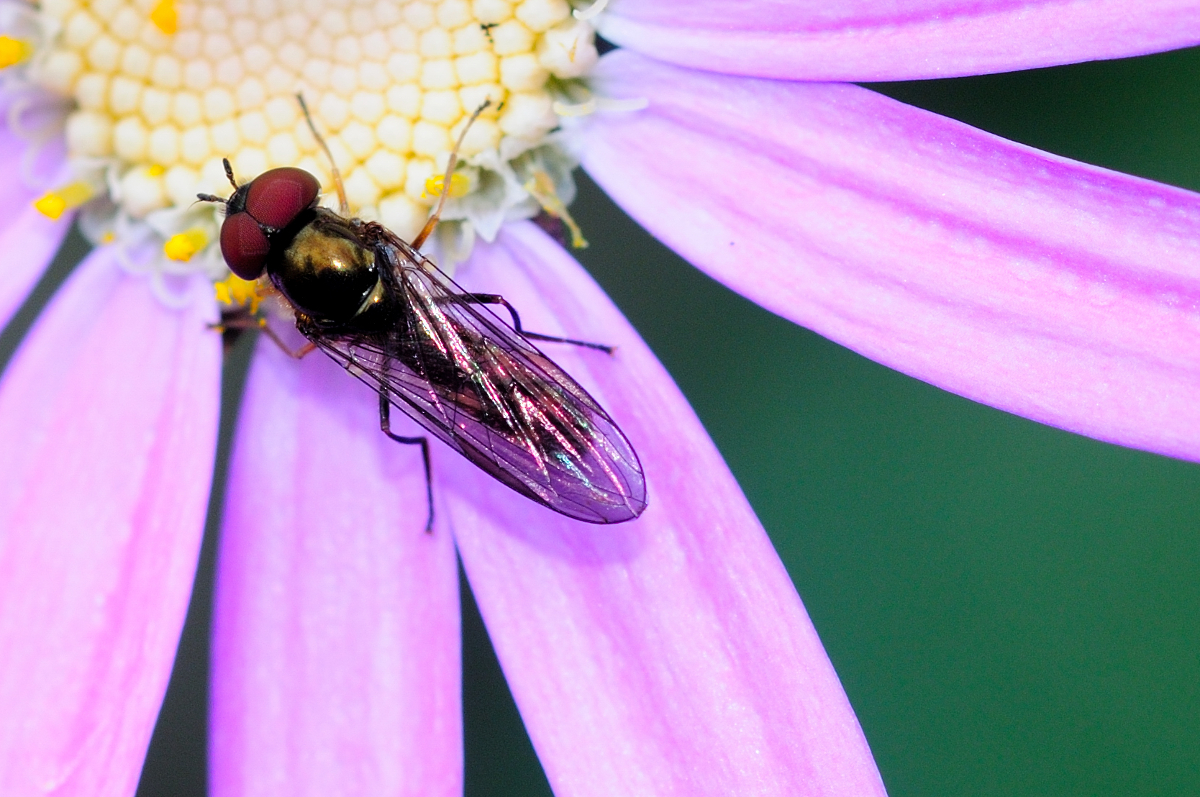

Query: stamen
[214,274,264,314]
[525,170,587,249]
[149,0,178,35]
[573,0,610,21]
[553,98,597,117]
[0,36,32,69]
[424,173,472,200]
[557,96,649,117]
[164,228,209,262]
[597,97,650,112]
[34,181,96,219]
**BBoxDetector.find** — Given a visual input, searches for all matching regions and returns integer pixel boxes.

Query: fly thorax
[272,210,379,323]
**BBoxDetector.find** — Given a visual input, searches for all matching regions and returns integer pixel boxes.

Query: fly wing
[310,236,646,524]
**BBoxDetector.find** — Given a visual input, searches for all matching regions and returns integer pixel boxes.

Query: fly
[200,99,647,529]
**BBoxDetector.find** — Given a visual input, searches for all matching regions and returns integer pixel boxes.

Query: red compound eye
[220,211,271,280]
[244,167,320,228]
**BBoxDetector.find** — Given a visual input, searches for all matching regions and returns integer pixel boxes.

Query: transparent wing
[308,230,647,524]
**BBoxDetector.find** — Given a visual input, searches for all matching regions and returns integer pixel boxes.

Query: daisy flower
[1,0,1199,795]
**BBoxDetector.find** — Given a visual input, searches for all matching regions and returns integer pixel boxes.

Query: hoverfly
[201,100,646,528]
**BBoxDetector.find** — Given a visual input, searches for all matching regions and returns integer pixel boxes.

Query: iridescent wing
[307,227,647,524]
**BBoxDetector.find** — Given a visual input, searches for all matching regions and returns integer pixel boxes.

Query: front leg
[210,313,316,358]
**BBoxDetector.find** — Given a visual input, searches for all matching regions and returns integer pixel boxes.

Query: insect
[201,101,647,528]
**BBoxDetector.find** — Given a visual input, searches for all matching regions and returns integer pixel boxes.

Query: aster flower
[1,1,1199,796]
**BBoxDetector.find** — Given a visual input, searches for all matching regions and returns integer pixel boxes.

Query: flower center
[8,0,599,273]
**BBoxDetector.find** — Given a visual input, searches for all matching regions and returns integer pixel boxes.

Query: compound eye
[220,211,271,279]
[244,167,320,229]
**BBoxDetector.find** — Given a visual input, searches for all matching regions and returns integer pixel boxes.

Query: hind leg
[379,391,433,533]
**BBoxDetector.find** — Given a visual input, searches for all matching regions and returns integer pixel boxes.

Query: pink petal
[0,204,73,329]
[599,0,1200,80]
[210,336,462,796]
[0,247,222,795]
[582,52,1200,463]
[444,222,884,796]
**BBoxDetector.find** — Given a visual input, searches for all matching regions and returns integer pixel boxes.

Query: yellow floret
[0,36,32,69]
[424,171,472,199]
[34,181,96,220]
[150,0,178,35]
[164,228,209,261]
[214,274,265,313]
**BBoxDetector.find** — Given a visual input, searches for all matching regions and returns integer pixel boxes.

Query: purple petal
[0,83,62,199]
[0,127,65,217]
[0,135,70,329]
[582,51,1200,462]
[0,247,221,795]
[210,337,462,796]
[444,222,884,796]
[600,0,1200,80]
[0,84,68,200]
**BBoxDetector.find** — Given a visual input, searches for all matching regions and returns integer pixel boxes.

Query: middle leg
[451,293,614,353]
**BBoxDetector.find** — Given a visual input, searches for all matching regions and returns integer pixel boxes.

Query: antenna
[196,158,239,205]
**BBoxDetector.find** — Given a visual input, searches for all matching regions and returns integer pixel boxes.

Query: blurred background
[3,43,1197,797]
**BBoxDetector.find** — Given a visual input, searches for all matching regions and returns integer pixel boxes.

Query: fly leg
[412,101,491,250]
[297,94,348,215]
[452,293,614,353]
[210,314,316,358]
[379,390,434,533]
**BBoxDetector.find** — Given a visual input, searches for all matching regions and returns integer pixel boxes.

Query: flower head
[14,0,599,279]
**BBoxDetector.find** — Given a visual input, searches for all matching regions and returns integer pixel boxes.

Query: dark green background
[3,45,1198,797]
